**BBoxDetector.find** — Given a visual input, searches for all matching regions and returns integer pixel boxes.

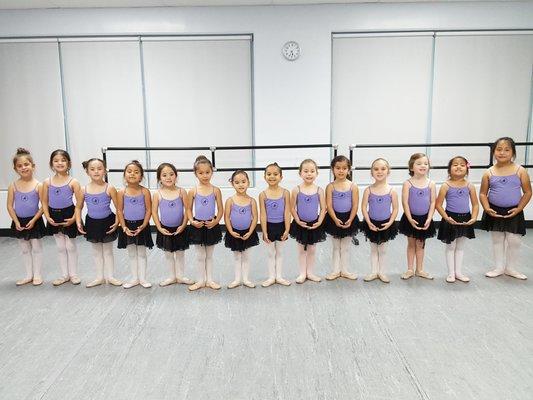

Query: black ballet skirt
[84,213,118,243]
[289,219,326,249]
[46,204,78,238]
[188,219,222,246]
[117,219,154,249]
[224,228,259,252]
[265,221,287,242]
[324,211,359,239]
[481,203,526,236]
[361,218,398,245]
[11,215,46,240]
[156,225,190,252]
[437,211,476,244]
[398,213,436,241]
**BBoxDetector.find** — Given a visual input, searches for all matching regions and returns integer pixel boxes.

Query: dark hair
[13,148,34,168]
[82,158,106,170]
[330,155,352,180]
[193,155,213,173]
[447,156,469,177]
[265,162,282,176]
[492,136,516,159]
[49,149,72,171]
[156,162,178,183]
[299,159,318,174]
[408,153,430,177]
[230,169,249,183]
[123,160,145,179]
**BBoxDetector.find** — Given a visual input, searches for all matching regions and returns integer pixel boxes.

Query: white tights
[491,232,522,272]
[233,249,251,283]
[91,242,115,280]
[370,242,388,275]
[195,245,215,284]
[127,245,148,283]
[53,233,78,278]
[331,237,352,274]
[445,237,466,278]
[19,239,43,280]
[297,243,317,278]
[164,250,186,280]
[265,241,285,280]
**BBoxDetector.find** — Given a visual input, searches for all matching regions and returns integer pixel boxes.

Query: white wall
[1,2,532,227]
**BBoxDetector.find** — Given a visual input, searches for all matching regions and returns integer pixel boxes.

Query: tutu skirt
[46,205,78,238]
[84,213,118,243]
[224,228,259,252]
[324,211,359,238]
[361,218,398,245]
[289,219,326,249]
[481,203,526,236]
[118,219,154,249]
[398,213,436,241]
[11,215,46,240]
[265,221,287,242]
[188,220,222,246]
[156,224,189,252]
[437,211,476,244]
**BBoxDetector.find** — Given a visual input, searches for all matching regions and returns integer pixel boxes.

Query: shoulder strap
[407,180,413,187]
[488,167,494,176]
[13,181,19,192]
[515,165,521,175]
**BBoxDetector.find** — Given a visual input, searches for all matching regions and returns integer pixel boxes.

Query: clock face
[282,41,300,61]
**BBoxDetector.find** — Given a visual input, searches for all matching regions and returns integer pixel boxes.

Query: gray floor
[0,231,532,400]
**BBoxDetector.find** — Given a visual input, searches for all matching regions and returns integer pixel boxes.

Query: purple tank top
[194,191,216,221]
[123,193,146,221]
[332,188,352,213]
[368,191,392,221]
[297,190,319,223]
[48,179,74,209]
[14,184,40,218]
[445,185,470,214]
[408,183,430,216]
[159,195,184,227]
[265,195,285,223]
[85,187,112,219]
[230,202,252,231]
[488,173,522,208]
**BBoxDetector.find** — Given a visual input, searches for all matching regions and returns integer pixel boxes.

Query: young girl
[259,163,291,287]
[480,137,531,280]
[187,155,224,291]
[436,156,479,283]
[42,149,82,286]
[152,162,194,287]
[76,158,122,288]
[324,155,359,281]
[290,159,327,284]
[361,158,399,283]
[224,170,260,289]
[117,160,154,289]
[398,153,436,280]
[7,148,46,286]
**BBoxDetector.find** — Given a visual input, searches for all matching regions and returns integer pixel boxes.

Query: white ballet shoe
[341,271,357,280]
[53,276,70,286]
[415,270,433,280]
[455,274,470,283]
[276,278,291,286]
[122,280,139,289]
[485,268,504,278]
[446,275,456,283]
[86,278,104,288]
[140,281,152,288]
[378,274,390,283]
[177,277,194,285]
[401,270,415,280]
[70,276,81,285]
[306,274,322,282]
[295,274,307,284]
[243,280,256,288]
[325,272,340,281]
[32,277,43,286]
[159,278,177,287]
[364,273,378,282]
[227,280,242,289]
[106,277,122,286]
[262,278,275,287]
[206,281,221,290]
[504,269,527,280]
[188,281,206,291]
[16,277,33,286]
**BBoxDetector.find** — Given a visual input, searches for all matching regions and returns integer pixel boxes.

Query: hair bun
[16,147,30,155]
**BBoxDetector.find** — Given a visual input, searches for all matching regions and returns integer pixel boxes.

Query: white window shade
[0,41,65,188]
[430,34,533,182]
[59,40,147,188]
[141,38,253,188]
[332,35,435,184]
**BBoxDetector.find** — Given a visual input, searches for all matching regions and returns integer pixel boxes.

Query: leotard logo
[21,195,28,202]
[169,201,176,208]
[304,196,311,203]
[130,197,138,205]
[500,178,508,184]
[457,189,465,196]
[91,197,100,205]
[54,188,61,195]
[239,207,246,215]
[377,197,383,203]
[417,190,425,197]
[271,202,278,209]
[338,192,345,198]
[201,198,209,206]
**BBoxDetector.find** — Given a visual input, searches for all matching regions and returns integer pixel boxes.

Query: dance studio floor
[0,231,532,400]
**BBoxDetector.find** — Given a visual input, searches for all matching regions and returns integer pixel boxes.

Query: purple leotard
[445,185,470,214]
[265,195,285,223]
[194,191,216,221]
[408,182,430,216]
[488,170,522,208]
[85,186,112,219]
[368,191,392,221]
[159,194,184,228]
[14,184,40,218]
[123,193,146,221]
[48,179,74,209]
[230,202,252,231]
[332,187,352,213]
[297,188,319,223]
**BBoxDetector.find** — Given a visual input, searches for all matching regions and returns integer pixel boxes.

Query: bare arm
[435,183,449,220]
[508,167,532,218]
[107,186,119,234]
[258,192,269,242]
[224,198,238,237]
[177,188,190,234]
[6,184,22,230]
[75,186,86,234]
[313,187,327,228]
[468,184,479,224]
[41,179,55,224]
[347,183,359,225]
[242,198,258,240]
[282,189,291,240]
[205,187,223,229]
